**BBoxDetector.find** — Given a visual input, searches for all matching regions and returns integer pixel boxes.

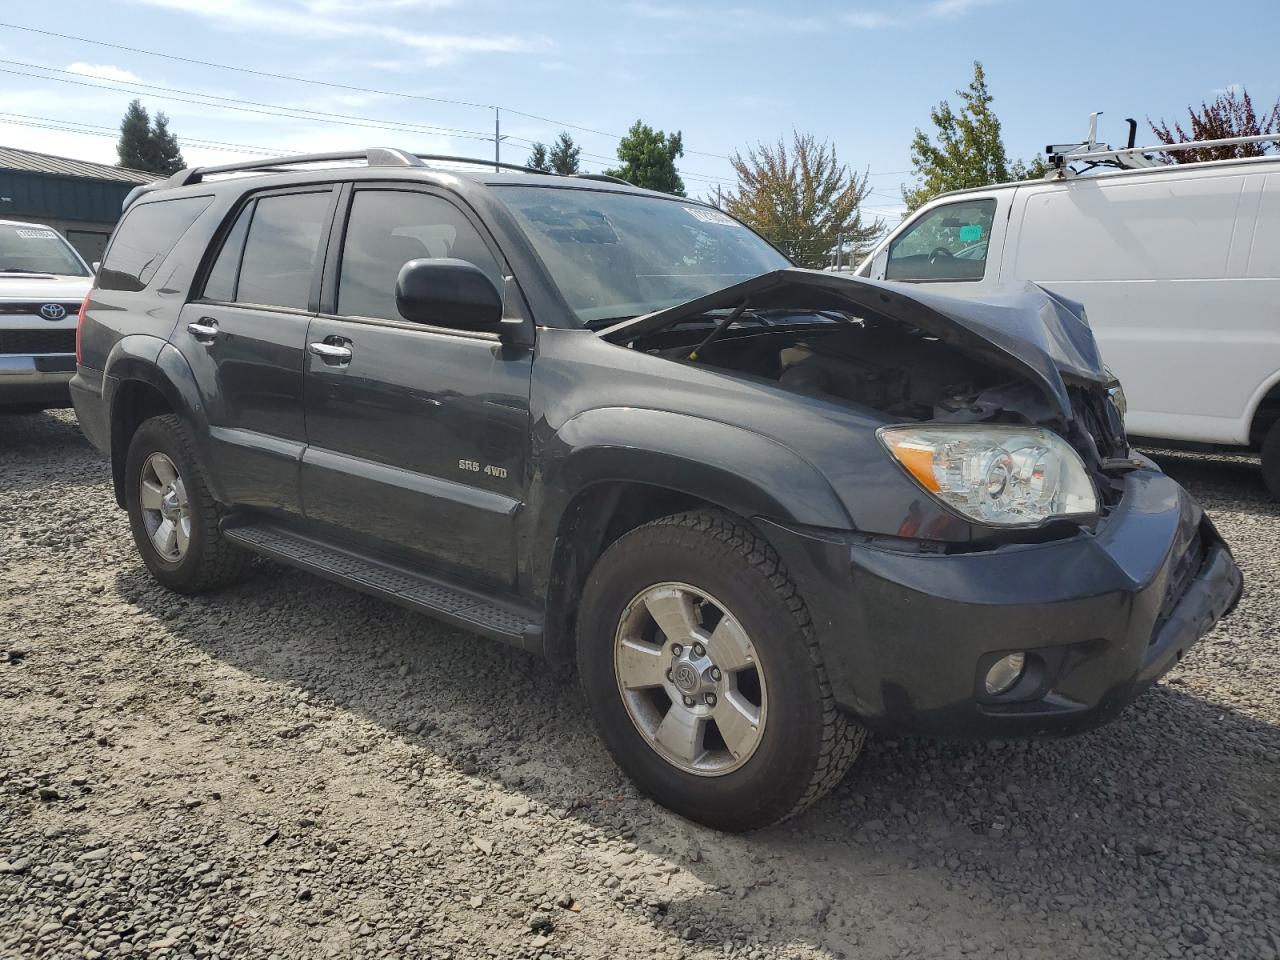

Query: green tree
[606,120,685,195]
[117,99,153,171]
[1150,87,1280,163]
[116,99,186,175]
[146,111,186,176]
[725,131,883,268]
[547,132,581,175]
[903,62,1043,211]
[527,142,550,172]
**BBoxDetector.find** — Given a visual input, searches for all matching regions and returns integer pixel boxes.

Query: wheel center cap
[672,662,700,694]
[160,487,181,520]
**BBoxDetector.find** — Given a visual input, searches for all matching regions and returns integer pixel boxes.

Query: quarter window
[234,191,332,311]
[885,199,997,282]
[99,196,213,291]
[337,190,502,322]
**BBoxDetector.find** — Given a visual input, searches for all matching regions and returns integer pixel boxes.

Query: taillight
[75,294,89,366]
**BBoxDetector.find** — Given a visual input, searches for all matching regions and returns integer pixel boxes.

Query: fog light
[985,653,1026,696]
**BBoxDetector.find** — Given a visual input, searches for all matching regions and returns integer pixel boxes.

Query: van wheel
[1263,422,1280,500]
[576,511,864,832]
[124,415,252,593]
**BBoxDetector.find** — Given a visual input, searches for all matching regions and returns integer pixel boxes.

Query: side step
[223,522,544,653]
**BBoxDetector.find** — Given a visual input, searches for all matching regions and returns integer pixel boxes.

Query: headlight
[877,424,1098,527]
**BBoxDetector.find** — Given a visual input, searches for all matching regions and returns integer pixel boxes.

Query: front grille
[1153,526,1207,642]
[0,302,81,316]
[0,329,76,354]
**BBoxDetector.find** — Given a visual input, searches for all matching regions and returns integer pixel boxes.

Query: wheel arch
[531,408,853,662]
[1246,368,1280,449]
[105,339,217,507]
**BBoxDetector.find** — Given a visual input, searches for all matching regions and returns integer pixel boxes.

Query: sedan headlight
[877,424,1098,527]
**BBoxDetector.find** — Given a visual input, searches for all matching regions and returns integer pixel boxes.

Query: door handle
[187,318,218,341]
[308,341,352,363]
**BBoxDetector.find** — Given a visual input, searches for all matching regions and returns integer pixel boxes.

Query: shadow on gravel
[0,410,100,494]
[115,522,1280,958]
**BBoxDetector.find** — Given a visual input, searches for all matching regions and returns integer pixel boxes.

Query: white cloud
[66,62,143,84]
[844,0,1002,29]
[125,0,547,67]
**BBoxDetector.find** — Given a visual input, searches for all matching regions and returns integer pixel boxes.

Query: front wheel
[577,511,864,832]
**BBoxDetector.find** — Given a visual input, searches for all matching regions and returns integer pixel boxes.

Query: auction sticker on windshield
[684,206,737,226]
[16,228,60,240]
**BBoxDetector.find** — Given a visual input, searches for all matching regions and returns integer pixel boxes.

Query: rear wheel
[124,415,252,593]
[577,511,864,832]
[1263,422,1280,500]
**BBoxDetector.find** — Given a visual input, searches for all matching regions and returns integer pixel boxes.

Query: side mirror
[395,258,503,331]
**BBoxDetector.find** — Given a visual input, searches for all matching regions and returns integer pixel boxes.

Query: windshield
[0,223,90,277]
[496,186,790,325]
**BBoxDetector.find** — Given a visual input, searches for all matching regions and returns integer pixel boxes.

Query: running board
[223,522,544,653]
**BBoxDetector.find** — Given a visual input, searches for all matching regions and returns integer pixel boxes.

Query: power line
[0,20,732,160]
[0,60,737,186]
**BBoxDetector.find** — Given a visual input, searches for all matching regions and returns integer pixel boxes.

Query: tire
[1263,421,1280,500]
[576,510,864,832]
[124,414,252,593]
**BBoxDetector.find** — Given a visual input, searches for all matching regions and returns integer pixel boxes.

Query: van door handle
[187,318,218,341]
[308,341,352,363]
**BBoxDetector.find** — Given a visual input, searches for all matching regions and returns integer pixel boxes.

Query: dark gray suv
[70,149,1242,831]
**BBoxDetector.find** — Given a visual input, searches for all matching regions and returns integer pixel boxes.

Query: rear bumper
[69,366,110,453]
[760,468,1243,739]
[0,354,74,407]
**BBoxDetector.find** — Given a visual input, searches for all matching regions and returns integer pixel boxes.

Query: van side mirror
[395,258,503,332]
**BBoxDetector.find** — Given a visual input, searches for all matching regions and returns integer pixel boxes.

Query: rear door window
[99,195,213,291]
[336,189,502,323]
[885,199,997,281]
[234,191,333,311]
[201,203,253,302]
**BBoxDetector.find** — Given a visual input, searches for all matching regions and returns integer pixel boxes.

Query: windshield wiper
[584,315,638,330]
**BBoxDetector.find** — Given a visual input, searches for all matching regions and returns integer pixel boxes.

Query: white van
[856,149,1280,495]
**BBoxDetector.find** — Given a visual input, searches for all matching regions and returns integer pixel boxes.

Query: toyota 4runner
[1,219,93,413]
[71,149,1243,831]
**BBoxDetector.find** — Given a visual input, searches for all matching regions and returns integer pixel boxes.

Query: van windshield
[0,223,89,277]
[496,186,790,325]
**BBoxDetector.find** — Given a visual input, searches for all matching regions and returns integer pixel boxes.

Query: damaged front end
[599,269,1135,529]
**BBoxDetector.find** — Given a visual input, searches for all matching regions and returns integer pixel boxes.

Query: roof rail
[162,147,553,189]
[123,147,634,211]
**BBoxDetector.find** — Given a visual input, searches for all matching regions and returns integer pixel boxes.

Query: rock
[529,912,554,933]
[78,847,110,862]
[472,836,494,856]
[37,786,61,801]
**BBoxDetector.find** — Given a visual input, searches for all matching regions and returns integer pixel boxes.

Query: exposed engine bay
[633,314,1047,426]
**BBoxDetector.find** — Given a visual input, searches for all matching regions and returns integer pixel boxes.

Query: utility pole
[494,106,500,171]
[715,184,722,208]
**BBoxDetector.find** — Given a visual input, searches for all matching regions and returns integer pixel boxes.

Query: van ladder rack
[1047,114,1280,178]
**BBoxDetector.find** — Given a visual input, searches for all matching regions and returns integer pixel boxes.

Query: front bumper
[760,468,1243,738]
[0,354,75,407]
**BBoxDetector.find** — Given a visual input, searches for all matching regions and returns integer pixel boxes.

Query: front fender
[526,406,853,595]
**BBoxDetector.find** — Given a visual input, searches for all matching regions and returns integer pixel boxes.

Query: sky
[1,0,1277,224]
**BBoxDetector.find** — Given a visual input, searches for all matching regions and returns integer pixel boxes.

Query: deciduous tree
[606,121,685,195]
[903,62,1043,211]
[1150,87,1280,163]
[725,131,882,269]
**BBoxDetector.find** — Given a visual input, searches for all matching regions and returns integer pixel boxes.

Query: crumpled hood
[598,269,1106,420]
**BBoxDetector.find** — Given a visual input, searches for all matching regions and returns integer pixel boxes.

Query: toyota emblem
[40,303,67,321]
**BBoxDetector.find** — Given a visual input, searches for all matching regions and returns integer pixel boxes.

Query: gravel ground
[2,410,1277,960]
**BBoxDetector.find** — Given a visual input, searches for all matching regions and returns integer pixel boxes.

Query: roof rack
[162,147,551,187]
[1047,113,1280,178]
